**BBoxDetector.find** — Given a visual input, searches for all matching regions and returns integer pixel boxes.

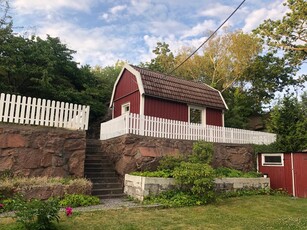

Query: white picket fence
[100,113,276,144]
[0,93,90,130]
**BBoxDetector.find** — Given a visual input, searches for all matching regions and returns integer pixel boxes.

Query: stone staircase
[84,139,125,199]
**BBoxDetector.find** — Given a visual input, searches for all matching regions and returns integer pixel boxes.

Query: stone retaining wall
[124,174,270,201]
[101,134,255,178]
[0,124,86,177]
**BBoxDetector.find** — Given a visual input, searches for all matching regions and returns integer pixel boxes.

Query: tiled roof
[131,66,227,110]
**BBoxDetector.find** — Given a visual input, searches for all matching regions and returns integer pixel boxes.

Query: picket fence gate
[0,93,90,130]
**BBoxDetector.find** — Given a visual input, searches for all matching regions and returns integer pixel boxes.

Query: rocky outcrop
[0,124,86,177]
[100,134,255,177]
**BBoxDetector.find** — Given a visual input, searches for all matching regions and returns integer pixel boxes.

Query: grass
[1,195,307,229]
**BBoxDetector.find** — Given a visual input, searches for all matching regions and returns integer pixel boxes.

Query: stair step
[85,168,115,173]
[85,156,109,161]
[97,194,126,199]
[87,177,121,183]
[93,183,122,189]
[84,163,114,168]
[92,188,123,196]
[85,171,117,177]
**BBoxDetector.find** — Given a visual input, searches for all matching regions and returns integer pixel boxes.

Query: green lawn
[1,195,307,230]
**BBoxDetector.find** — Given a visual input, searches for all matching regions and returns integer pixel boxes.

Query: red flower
[65,207,73,217]
[0,204,4,208]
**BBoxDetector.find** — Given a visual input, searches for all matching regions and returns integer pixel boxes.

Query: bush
[173,162,216,203]
[13,196,60,230]
[214,167,261,178]
[130,170,173,178]
[59,194,100,208]
[157,155,186,171]
[189,141,214,164]
[144,189,210,207]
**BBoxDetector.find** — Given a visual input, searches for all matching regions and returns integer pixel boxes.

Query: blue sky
[9,0,294,68]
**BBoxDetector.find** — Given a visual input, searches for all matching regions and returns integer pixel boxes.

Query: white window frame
[262,153,284,167]
[121,102,130,115]
[188,106,205,125]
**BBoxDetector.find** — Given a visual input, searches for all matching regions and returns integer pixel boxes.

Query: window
[189,107,202,124]
[262,154,284,166]
[121,102,130,115]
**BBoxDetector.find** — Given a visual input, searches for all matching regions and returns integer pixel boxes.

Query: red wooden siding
[206,108,223,126]
[144,96,188,121]
[113,92,140,118]
[293,154,307,197]
[258,154,293,195]
[113,69,140,118]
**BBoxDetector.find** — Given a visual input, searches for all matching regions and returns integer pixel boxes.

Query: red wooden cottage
[110,64,228,126]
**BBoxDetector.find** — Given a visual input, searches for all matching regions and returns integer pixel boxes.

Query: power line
[168,0,246,75]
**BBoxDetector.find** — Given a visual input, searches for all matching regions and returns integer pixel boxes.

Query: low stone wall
[101,134,255,178]
[0,124,86,177]
[124,174,270,201]
[124,174,176,201]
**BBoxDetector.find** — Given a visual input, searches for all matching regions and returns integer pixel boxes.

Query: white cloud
[242,0,288,32]
[110,5,127,14]
[199,3,234,19]
[12,0,96,14]
[181,20,217,39]
[100,4,127,22]
[37,22,129,66]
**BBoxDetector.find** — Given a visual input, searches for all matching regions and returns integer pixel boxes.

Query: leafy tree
[267,94,307,152]
[140,42,175,73]
[254,0,307,66]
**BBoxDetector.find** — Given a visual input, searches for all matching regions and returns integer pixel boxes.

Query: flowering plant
[65,207,73,217]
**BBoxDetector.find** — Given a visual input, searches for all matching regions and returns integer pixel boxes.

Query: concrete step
[85,171,117,177]
[93,183,122,189]
[97,193,126,199]
[87,177,122,183]
[84,162,114,168]
[84,168,115,173]
[92,188,123,196]
[85,156,109,161]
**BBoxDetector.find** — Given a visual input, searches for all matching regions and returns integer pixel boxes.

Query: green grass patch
[1,195,307,229]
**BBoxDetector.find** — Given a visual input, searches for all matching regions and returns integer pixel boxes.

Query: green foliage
[13,196,60,230]
[144,189,211,207]
[214,167,261,178]
[140,42,175,73]
[130,170,173,178]
[189,141,213,164]
[173,162,215,202]
[59,194,100,208]
[254,0,307,66]
[267,94,307,152]
[157,155,186,171]
[220,188,288,198]
[253,142,282,154]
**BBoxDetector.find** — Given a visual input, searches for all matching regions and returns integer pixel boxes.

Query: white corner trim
[109,63,145,108]
[218,91,228,110]
[140,94,145,116]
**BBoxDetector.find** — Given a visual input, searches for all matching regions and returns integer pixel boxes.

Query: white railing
[100,113,276,144]
[0,93,90,130]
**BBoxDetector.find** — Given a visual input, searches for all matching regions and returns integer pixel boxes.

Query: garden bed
[124,174,270,201]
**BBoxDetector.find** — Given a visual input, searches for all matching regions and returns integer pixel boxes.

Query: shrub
[214,167,261,178]
[130,170,173,178]
[13,196,60,230]
[173,162,216,203]
[144,189,210,207]
[59,194,100,208]
[157,155,186,171]
[189,141,214,164]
